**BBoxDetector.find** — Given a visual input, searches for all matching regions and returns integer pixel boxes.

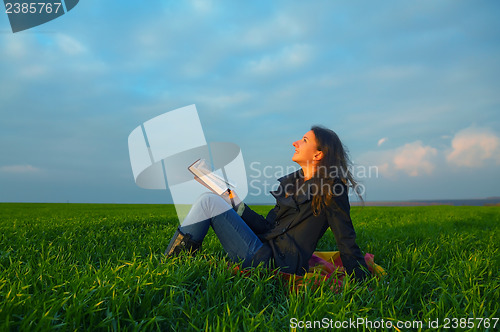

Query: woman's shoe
[164,228,202,257]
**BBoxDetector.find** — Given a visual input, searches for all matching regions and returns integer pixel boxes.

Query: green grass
[0,203,499,331]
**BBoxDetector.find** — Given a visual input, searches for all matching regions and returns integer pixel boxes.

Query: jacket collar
[277,169,303,185]
[272,169,313,205]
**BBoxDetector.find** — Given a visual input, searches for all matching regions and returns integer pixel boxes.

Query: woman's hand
[220,189,242,209]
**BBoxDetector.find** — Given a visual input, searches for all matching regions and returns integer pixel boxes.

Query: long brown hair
[309,125,363,215]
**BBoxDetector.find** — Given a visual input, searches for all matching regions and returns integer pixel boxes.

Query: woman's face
[292,130,321,166]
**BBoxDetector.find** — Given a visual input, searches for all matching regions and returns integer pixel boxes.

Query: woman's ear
[313,150,324,162]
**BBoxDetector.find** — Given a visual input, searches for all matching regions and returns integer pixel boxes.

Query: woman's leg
[178,192,264,263]
[164,192,218,257]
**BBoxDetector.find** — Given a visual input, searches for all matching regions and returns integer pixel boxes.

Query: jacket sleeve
[326,185,369,280]
[239,203,275,235]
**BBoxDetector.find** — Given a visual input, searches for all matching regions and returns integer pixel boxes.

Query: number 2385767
[5,2,62,14]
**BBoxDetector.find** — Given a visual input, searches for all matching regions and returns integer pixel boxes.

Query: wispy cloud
[0,165,41,174]
[188,0,214,14]
[55,34,87,56]
[197,92,252,111]
[245,44,313,76]
[241,13,309,48]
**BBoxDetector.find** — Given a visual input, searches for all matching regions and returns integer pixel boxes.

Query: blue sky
[1,0,499,204]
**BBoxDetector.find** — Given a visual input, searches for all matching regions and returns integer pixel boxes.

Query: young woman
[165,125,369,281]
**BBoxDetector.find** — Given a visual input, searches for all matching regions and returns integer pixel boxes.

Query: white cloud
[446,126,500,167]
[393,141,438,176]
[358,126,500,181]
[377,137,388,146]
[0,165,41,174]
[358,141,438,178]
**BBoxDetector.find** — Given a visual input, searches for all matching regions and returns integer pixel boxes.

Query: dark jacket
[241,170,368,279]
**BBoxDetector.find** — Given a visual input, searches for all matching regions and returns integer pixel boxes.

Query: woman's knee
[195,192,229,215]
[196,192,221,207]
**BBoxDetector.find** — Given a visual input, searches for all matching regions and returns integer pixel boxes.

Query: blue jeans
[179,192,265,264]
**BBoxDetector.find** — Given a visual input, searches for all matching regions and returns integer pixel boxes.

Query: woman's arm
[239,203,275,235]
[326,185,369,280]
[220,190,274,234]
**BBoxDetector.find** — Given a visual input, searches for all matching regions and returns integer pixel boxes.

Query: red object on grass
[232,251,386,293]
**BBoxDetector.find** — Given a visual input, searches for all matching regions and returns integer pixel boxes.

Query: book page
[188,159,229,195]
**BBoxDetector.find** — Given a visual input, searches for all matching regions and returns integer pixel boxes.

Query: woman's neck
[301,166,316,181]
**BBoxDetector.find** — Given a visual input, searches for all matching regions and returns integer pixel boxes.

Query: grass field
[0,203,499,331]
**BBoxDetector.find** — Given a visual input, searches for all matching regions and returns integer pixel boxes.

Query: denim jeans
[179,192,265,264]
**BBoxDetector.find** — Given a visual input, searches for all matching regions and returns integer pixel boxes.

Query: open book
[188,159,234,195]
